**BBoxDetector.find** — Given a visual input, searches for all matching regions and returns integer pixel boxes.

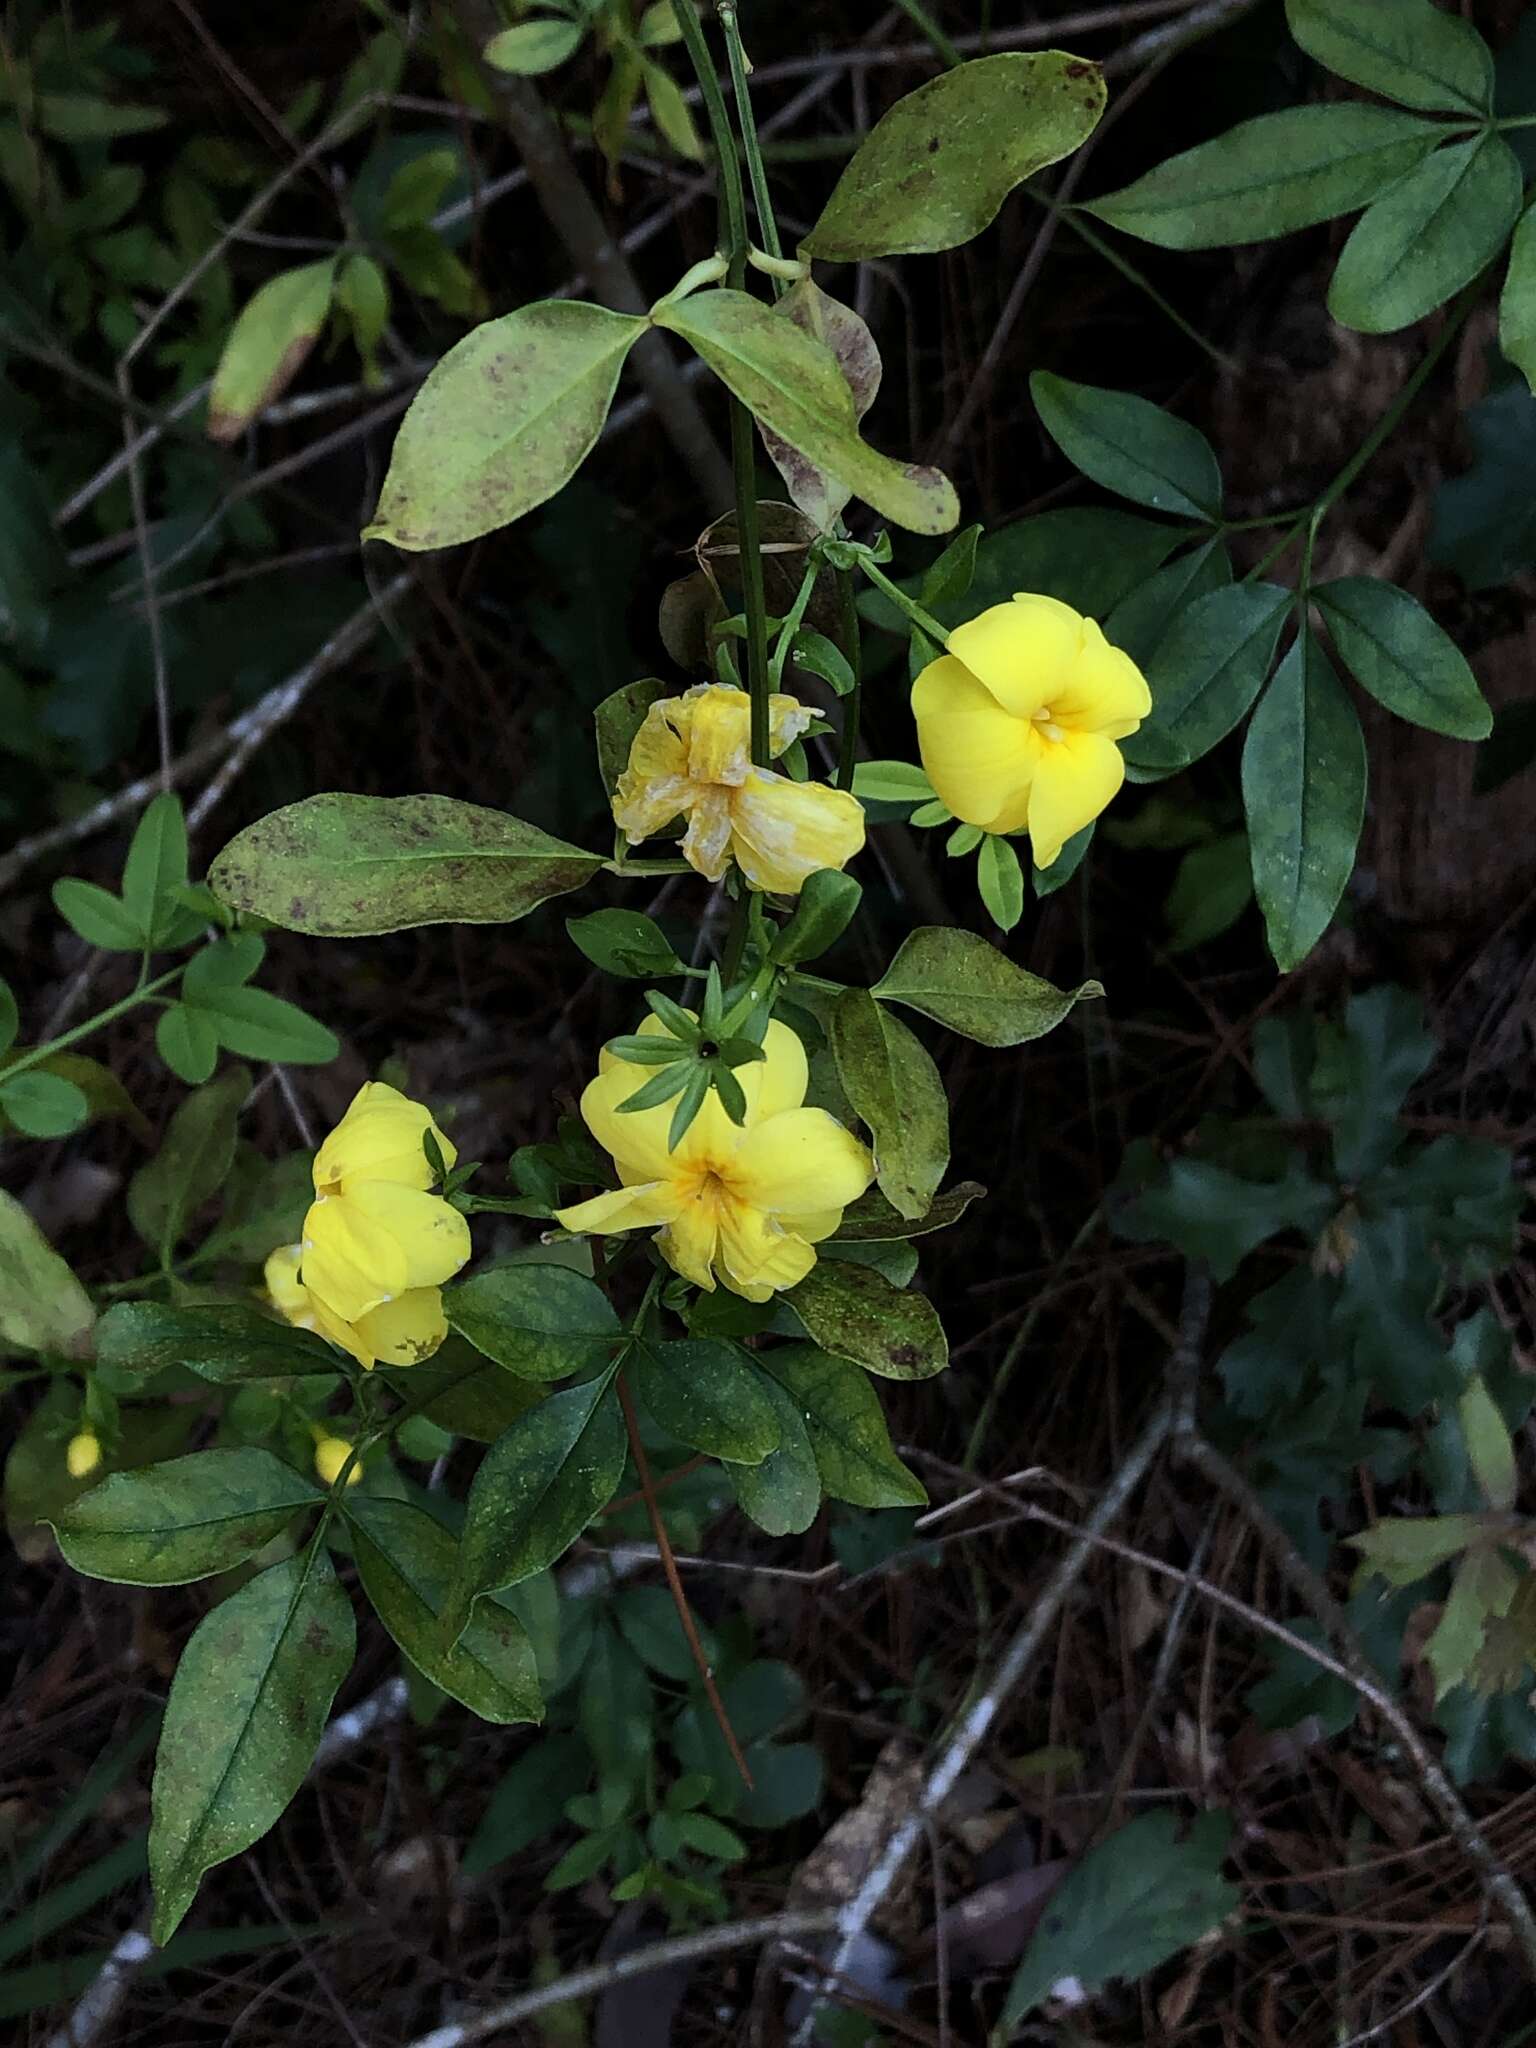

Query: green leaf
[179,985,340,1065]
[1501,200,1536,395]
[50,878,144,951]
[484,19,584,74]
[644,59,704,161]
[874,927,1102,1047]
[757,1344,927,1508]
[121,793,190,943]
[1313,577,1491,739]
[0,1071,89,1139]
[463,1733,591,1875]
[832,1179,985,1241]
[1115,1155,1334,1282]
[829,989,948,1221]
[1285,0,1494,114]
[1460,1378,1517,1510]
[382,1338,546,1442]
[208,260,338,443]
[127,1066,249,1256]
[654,289,958,536]
[1348,1513,1484,1584]
[771,870,862,967]
[1123,583,1291,776]
[335,253,390,382]
[379,150,460,234]
[1030,372,1222,520]
[149,1549,354,1944]
[50,1448,321,1586]
[976,833,1025,932]
[0,1190,95,1356]
[446,1377,625,1640]
[786,1259,947,1381]
[364,301,648,550]
[1428,383,1536,590]
[444,1261,619,1381]
[849,760,935,804]
[1002,1810,1236,2023]
[1327,135,1522,336]
[1241,632,1366,972]
[94,1301,338,1384]
[209,794,601,936]
[345,1496,542,1725]
[759,279,881,531]
[596,677,674,794]
[800,52,1105,261]
[567,908,685,978]
[1105,540,1231,673]
[182,934,265,997]
[155,1005,219,1085]
[728,1370,822,1536]
[1084,104,1447,250]
[35,93,168,141]
[1426,1547,1519,1700]
[634,1338,782,1464]
[1165,835,1254,953]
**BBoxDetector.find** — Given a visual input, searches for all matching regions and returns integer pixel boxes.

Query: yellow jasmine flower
[912,593,1151,868]
[314,1435,363,1488]
[66,1431,102,1480]
[265,1243,450,1371]
[554,1016,873,1300]
[613,684,865,894]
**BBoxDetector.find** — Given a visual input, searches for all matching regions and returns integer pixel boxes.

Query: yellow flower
[554,1016,873,1300]
[613,684,865,894]
[265,1243,449,1371]
[66,1431,102,1480]
[314,1435,363,1488]
[912,593,1151,868]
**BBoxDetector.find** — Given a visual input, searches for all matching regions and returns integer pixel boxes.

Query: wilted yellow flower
[265,1243,450,1371]
[554,1016,873,1299]
[66,1431,102,1479]
[912,593,1151,868]
[314,1435,363,1488]
[613,685,865,894]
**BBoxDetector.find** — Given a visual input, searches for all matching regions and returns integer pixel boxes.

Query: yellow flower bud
[314,1436,362,1488]
[612,685,865,894]
[66,1431,102,1480]
[555,1014,873,1301]
[911,592,1151,868]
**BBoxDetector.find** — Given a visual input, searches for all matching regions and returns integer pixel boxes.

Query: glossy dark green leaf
[1124,583,1291,776]
[50,1448,321,1586]
[566,908,685,978]
[634,1338,782,1464]
[728,1370,822,1536]
[95,1301,337,1383]
[149,1549,354,1943]
[786,1260,947,1381]
[444,1261,619,1381]
[874,927,1101,1047]
[484,18,584,74]
[832,1179,985,1242]
[830,988,948,1221]
[1286,0,1494,114]
[1313,577,1491,739]
[757,1345,926,1508]
[1084,104,1446,250]
[346,1495,542,1724]
[1241,634,1366,972]
[209,794,601,936]
[800,53,1105,260]
[1030,373,1222,520]
[772,869,861,966]
[384,1339,545,1442]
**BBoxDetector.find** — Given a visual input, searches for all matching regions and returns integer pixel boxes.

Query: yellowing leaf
[208,259,338,444]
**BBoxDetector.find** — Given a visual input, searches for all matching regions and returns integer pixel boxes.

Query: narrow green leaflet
[1002,1810,1237,2024]
[95,1301,338,1383]
[50,1449,322,1586]
[1030,373,1221,520]
[444,1262,619,1381]
[874,927,1101,1047]
[50,879,144,952]
[634,1338,782,1463]
[209,794,602,936]
[121,793,190,944]
[800,52,1105,261]
[567,908,685,978]
[977,834,1025,932]
[0,1191,95,1356]
[127,1066,250,1257]
[156,1005,219,1086]
[786,1260,948,1381]
[365,301,649,549]
[1285,0,1494,115]
[1104,540,1231,673]
[1314,578,1491,739]
[833,1180,985,1241]
[1124,583,1292,775]
[654,290,958,536]
[345,1496,542,1725]
[1460,1379,1517,1510]
[483,19,584,74]
[758,1344,926,1508]
[149,1549,355,1943]
[208,259,338,443]
[1084,105,1447,250]
[1241,634,1366,973]
[445,1377,625,1642]
[728,1370,822,1537]
[1328,136,1523,336]
[1425,1546,1518,1700]
[829,988,948,1221]
[180,987,340,1066]
[1502,201,1536,396]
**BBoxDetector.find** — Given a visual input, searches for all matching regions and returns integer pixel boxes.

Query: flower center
[1032,706,1067,744]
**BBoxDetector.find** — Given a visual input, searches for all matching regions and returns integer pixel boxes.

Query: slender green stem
[1052,203,1238,372]
[1314,291,1473,519]
[858,558,950,650]
[720,4,781,267]
[769,557,820,689]
[834,569,863,794]
[1243,519,1305,584]
[890,0,962,66]
[668,2,748,271]
[4,966,183,1088]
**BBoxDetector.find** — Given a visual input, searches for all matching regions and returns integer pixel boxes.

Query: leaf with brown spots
[830,988,949,1220]
[786,1259,948,1381]
[207,259,338,444]
[758,278,881,533]
[50,1447,323,1586]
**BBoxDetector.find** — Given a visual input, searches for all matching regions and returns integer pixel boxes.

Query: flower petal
[681,786,735,882]
[302,1195,408,1322]
[264,1244,313,1325]
[912,653,1038,833]
[657,1196,721,1292]
[554,1180,682,1237]
[1049,618,1150,739]
[715,1199,817,1300]
[947,594,1082,718]
[1026,729,1126,868]
[684,687,753,786]
[731,1107,874,1218]
[613,697,692,841]
[579,1064,684,1183]
[743,1018,809,1125]
[339,1181,472,1290]
[768,693,815,758]
[728,771,865,894]
[353,1287,449,1367]
[312,1081,454,1194]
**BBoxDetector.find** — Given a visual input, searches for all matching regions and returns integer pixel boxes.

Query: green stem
[1052,201,1237,372]
[1314,291,1473,519]
[890,0,962,66]
[720,3,782,266]
[4,966,183,1087]
[835,568,863,794]
[858,557,950,650]
[668,3,748,269]
[769,556,820,689]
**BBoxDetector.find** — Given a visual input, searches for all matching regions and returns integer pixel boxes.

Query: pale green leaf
[208,260,338,443]
[829,988,948,1221]
[50,1448,322,1586]
[0,1190,95,1356]
[483,19,584,75]
[786,1259,948,1380]
[874,927,1101,1047]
